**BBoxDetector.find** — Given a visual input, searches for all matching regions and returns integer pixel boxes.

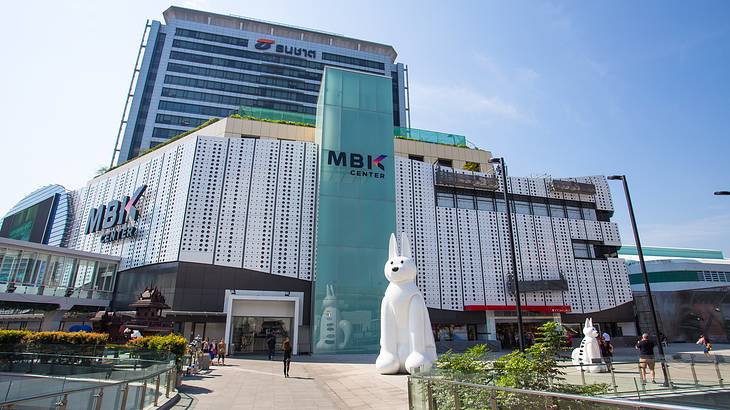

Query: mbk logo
[254,38,275,50]
[327,151,387,179]
[85,185,147,235]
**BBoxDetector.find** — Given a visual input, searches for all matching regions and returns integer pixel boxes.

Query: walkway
[173,355,407,410]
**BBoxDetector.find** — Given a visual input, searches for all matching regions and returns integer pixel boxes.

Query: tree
[95,166,109,177]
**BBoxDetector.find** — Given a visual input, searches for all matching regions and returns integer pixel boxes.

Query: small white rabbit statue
[316,284,352,350]
[571,318,606,373]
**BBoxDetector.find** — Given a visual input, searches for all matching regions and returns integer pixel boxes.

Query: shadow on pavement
[229,354,378,364]
[178,385,213,395]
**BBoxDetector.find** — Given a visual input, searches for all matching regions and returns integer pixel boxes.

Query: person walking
[209,339,218,363]
[266,332,276,360]
[599,335,614,369]
[282,338,292,378]
[217,339,226,365]
[697,334,712,358]
[202,337,210,355]
[636,333,656,384]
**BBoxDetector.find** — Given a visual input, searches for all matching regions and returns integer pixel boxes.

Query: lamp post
[714,191,730,196]
[607,174,670,386]
[489,157,525,352]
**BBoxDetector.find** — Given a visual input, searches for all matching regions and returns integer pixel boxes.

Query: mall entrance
[495,312,563,349]
[230,316,291,355]
[224,292,301,355]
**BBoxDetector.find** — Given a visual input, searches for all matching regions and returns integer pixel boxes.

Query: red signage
[464,305,572,313]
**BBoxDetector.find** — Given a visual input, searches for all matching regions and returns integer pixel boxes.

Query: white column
[40,310,67,331]
[485,311,497,341]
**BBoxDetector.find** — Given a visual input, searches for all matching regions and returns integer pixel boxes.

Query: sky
[0,0,728,254]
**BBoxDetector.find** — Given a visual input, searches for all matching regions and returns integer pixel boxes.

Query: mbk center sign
[85,185,147,244]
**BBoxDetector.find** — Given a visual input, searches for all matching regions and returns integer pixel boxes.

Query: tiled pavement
[173,355,408,410]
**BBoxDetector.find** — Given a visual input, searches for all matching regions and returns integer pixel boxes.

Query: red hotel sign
[464,305,572,313]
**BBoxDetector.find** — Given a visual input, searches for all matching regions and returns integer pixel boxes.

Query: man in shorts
[636,333,656,384]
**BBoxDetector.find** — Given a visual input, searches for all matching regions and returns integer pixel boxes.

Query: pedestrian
[636,333,656,384]
[217,339,226,365]
[210,339,218,362]
[696,334,712,358]
[202,337,210,355]
[599,335,614,369]
[266,332,276,360]
[660,333,669,348]
[282,337,292,378]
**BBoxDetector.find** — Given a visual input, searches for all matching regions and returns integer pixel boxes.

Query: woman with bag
[282,338,292,378]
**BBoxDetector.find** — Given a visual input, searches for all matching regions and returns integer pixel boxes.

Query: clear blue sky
[1,1,728,253]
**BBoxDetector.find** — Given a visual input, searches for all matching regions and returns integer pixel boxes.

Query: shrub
[24,331,108,346]
[0,330,31,345]
[129,334,187,357]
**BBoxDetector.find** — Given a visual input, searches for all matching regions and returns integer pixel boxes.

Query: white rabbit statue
[376,233,437,374]
[571,318,606,373]
[316,284,352,350]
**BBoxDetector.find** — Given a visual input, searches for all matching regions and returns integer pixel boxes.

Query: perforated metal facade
[65,126,632,316]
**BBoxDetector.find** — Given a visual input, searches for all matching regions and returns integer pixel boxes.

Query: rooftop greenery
[100,114,479,177]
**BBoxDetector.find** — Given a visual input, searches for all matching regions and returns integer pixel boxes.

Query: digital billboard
[0,196,56,243]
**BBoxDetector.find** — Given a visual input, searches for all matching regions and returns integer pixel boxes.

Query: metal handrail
[0,351,173,365]
[409,375,710,409]
[0,356,176,406]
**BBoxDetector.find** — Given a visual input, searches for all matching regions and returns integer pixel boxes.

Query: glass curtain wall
[0,247,116,298]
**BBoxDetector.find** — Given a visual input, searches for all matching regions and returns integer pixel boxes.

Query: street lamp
[607,174,670,386]
[714,191,730,196]
[489,157,525,352]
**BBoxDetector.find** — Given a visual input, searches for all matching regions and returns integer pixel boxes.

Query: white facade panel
[214,138,255,268]
[243,138,280,274]
[457,209,485,306]
[270,140,305,278]
[179,137,228,264]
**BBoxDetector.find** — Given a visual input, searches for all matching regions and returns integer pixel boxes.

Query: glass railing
[236,106,471,148]
[409,373,704,410]
[238,105,316,126]
[0,350,177,409]
[0,282,113,300]
[394,127,467,148]
[412,355,730,409]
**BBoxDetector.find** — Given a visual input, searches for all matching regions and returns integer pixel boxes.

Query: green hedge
[129,334,187,357]
[0,330,108,346]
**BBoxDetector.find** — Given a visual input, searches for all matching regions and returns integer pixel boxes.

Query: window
[514,200,531,215]
[437,192,455,208]
[164,75,319,104]
[172,39,325,70]
[175,28,249,48]
[476,197,495,211]
[572,241,595,258]
[409,154,424,162]
[496,198,507,212]
[456,194,475,209]
[566,205,582,219]
[322,52,385,70]
[550,203,566,218]
[532,202,549,216]
[582,207,597,221]
[169,51,322,81]
[158,100,236,117]
[437,158,453,168]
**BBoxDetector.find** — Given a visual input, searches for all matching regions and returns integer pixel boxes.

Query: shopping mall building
[0,7,634,354]
[1,67,634,354]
